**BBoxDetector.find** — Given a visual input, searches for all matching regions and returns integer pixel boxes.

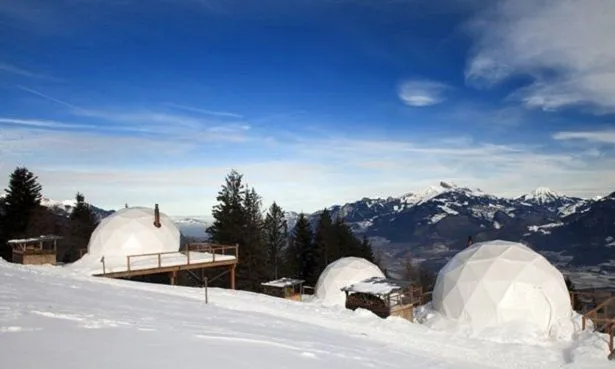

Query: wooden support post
[158,254,161,268]
[127,255,130,271]
[230,264,236,290]
[170,271,177,285]
[204,277,208,304]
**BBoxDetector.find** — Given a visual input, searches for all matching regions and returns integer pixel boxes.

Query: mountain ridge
[36,182,615,288]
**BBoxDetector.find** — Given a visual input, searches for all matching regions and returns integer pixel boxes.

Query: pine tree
[264,202,288,280]
[240,186,268,290]
[3,167,43,237]
[25,206,61,238]
[207,170,246,246]
[313,209,333,271]
[289,213,318,285]
[65,192,98,262]
[332,217,356,258]
[206,170,270,291]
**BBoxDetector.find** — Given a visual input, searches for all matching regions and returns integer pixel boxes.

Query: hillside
[0,259,612,368]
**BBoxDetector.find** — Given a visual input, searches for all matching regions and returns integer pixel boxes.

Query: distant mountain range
[299,182,614,288]
[40,197,115,220]
[39,182,615,289]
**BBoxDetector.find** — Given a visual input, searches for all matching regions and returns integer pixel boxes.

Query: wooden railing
[582,296,615,354]
[124,243,239,272]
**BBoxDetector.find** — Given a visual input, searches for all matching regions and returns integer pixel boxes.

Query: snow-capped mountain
[170,216,211,240]
[315,182,576,235]
[517,187,564,204]
[293,182,612,283]
[40,197,114,220]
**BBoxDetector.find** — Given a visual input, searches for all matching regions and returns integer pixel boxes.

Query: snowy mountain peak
[533,187,559,197]
[400,181,470,205]
[519,187,564,204]
[41,197,77,209]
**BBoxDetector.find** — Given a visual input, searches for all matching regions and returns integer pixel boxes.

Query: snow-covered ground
[0,260,613,369]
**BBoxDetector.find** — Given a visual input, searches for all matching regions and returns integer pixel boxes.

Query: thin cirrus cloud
[0,63,59,81]
[13,85,251,140]
[464,0,615,113]
[166,103,243,119]
[397,79,450,107]
[552,130,615,145]
[1,121,614,214]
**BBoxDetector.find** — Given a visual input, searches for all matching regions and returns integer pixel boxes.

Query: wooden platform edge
[93,258,238,279]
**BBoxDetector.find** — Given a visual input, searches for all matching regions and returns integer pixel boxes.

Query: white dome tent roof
[315,257,385,306]
[86,206,180,258]
[431,240,572,336]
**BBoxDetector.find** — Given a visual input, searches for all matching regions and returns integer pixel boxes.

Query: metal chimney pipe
[154,203,161,228]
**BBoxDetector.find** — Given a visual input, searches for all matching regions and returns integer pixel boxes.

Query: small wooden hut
[8,235,62,266]
[261,278,305,301]
[341,276,422,321]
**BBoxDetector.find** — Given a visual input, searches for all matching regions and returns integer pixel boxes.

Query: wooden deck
[94,243,238,289]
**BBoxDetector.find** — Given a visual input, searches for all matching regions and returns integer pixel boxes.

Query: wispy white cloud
[553,130,615,145]
[0,118,92,130]
[13,86,252,141]
[1,63,42,78]
[18,86,85,111]
[0,63,60,81]
[2,123,614,214]
[398,79,450,107]
[465,0,615,113]
[166,103,243,119]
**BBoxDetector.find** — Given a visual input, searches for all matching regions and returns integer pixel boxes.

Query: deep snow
[0,260,613,369]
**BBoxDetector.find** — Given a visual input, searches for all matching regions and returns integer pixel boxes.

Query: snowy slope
[40,196,114,220]
[0,260,612,369]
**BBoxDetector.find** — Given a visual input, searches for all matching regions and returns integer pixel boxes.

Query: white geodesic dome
[315,257,385,306]
[431,240,572,335]
[86,207,180,257]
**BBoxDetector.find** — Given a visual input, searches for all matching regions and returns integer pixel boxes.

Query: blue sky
[1,0,614,216]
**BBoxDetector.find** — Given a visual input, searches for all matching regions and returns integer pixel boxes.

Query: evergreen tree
[206,170,246,246]
[332,217,357,258]
[3,167,43,237]
[25,206,62,238]
[313,209,333,270]
[206,170,270,291]
[264,202,288,280]
[289,214,318,285]
[239,186,268,290]
[65,193,98,262]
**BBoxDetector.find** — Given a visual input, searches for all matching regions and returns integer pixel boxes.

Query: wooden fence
[582,295,615,356]
[123,243,238,273]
